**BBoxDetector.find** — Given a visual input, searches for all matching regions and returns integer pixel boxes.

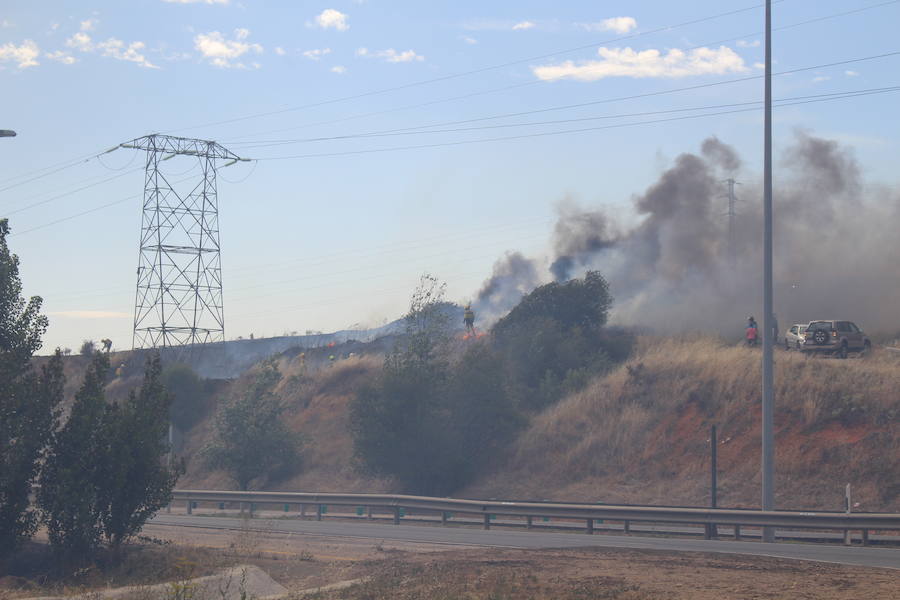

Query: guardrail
[169,489,900,546]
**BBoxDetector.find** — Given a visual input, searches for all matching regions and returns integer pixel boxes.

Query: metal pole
[711,425,718,509]
[761,0,776,543]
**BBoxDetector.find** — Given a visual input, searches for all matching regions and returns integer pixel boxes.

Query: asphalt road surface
[150,514,900,570]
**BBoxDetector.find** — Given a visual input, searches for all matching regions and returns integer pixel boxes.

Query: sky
[1,0,899,353]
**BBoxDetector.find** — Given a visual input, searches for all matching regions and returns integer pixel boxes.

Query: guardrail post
[483,514,490,530]
[734,525,741,541]
[186,500,192,515]
[441,511,447,526]
[300,504,306,518]
[861,529,869,547]
[586,519,594,535]
[623,520,630,534]
[166,503,171,514]
[367,506,373,520]
[393,507,400,525]
[526,516,533,530]
[843,528,851,546]
[317,504,323,521]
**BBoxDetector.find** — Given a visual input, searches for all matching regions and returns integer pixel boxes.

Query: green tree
[100,354,183,551]
[38,353,110,560]
[161,363,207,430]
[491,271,624,410]
[203,359,302,490]
[350,275,522,495]
[0,219,64,561]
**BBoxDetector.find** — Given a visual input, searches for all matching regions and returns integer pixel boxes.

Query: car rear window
[807,321,832,331]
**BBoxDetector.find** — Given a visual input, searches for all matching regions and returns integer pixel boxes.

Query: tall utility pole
[121,134,246,351]
[761,0,776,542]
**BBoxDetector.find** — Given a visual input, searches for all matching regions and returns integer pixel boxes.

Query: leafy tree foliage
[203,359,302,490]
[38,354,111,559]
[350,275,521,495]
[491,271,629,410]
[161,363,208,430]
[79,340,95,356]
[100,354,183,550]
[0,219,64,560]
[38,353,182,560]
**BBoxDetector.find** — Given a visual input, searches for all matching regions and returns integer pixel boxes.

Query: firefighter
[463,305,475,335]
[746,316,758,347]
[101,338,112,353]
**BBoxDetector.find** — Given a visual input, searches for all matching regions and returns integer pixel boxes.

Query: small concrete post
[300,504,306,518]
[317,504,323,522]
[861,529,869,547]
[586,519,594,535]
[441,511,448,526]
[734,525,742,540]
[186,500,192,515]
[623,520,630,534]
[843,483,852,546]
[483,514,490,530]
[166,503,171,514]
[393,507,400,525]
[367,506,373,520]
[526,516,533,529]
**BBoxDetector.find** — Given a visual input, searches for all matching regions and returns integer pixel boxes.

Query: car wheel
[813,329,829,345]
[796,341,803,351]
[838,343,848,359]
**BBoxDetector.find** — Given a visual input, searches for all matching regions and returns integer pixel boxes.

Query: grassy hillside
[461,338,900,512]
[178,353,394,492]
[48,336,899,511]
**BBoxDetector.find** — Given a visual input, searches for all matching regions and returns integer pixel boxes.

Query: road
[150,514,900,570]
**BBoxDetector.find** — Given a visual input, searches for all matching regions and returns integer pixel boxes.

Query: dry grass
[178,354,394,493]
[463,337,900,511]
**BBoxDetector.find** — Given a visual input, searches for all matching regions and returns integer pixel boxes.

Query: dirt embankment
[461,338,900,512]
[47,336,900,511]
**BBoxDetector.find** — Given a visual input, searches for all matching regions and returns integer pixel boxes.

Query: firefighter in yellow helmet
[463,304,475,335]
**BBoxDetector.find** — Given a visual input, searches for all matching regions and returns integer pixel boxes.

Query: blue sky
[2,0,899,352]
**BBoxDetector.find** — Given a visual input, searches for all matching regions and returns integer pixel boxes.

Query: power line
[221,0,900,145]
[232,86,900,149]
[12,83,898,237]
[252,83,900,161]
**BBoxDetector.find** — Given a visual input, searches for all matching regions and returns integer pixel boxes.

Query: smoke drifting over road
[474,132,900,335]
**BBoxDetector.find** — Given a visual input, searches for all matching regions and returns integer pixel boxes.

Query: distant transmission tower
[121,134,246,350]
[724,178,740,265]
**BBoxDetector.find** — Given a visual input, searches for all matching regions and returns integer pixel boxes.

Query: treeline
[0,219,180,567]
[350,271,632,496]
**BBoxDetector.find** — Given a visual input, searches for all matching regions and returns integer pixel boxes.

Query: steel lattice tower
[122,134,244,350]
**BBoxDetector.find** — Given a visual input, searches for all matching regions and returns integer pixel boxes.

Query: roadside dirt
[140,524,899,599]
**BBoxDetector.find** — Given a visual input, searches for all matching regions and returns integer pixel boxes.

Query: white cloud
[65,30,157,68]
[48,310,131,319]
[356,47,424,63]
[512,21,535,31]
[2,18,15,28]
[845,70,859,77]
[812,75,831,83]
[274,46,286,56]
[579,16,637,34]
[753,61,764,70]
[45,50,76,64]
[80,18,98,32]
[462,35,477,45]
[331,65,346,74]
[66,31,93,51]
[532,46,747,82]
[0,40,40,68]
[97,38,158,68]
[736,39,760,48]
[163,0,229,4]
[312,8,349,31]
[302,47,331,60]
[194,28,263,68]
